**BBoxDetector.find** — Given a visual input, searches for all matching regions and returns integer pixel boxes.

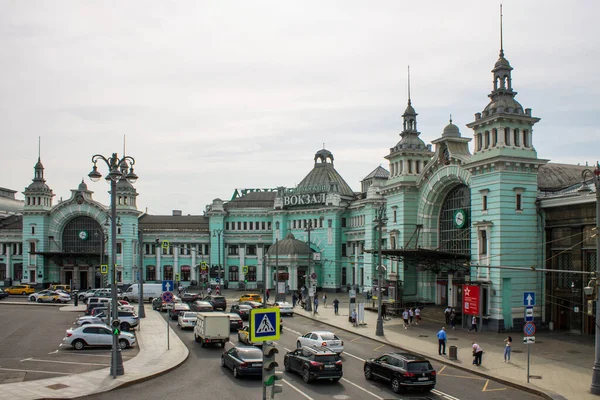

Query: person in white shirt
[444,306,452,324]
[472,341,483,365]
[351,309,358,326]
[402,309,409,329]
[408,308,414,325]
[468,315,478,333]
[415,307,421,324]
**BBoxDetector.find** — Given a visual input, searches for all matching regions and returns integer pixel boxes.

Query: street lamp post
[581,163,600,395]
[304,221,316,312]
[213,229,223,293]
[95,229,106,289]
[374,204,388,337]
[88,152,137,378]
[137,229,145,318]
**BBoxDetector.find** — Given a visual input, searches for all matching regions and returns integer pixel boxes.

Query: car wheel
[284,358,291,372]
[29,296,35,301]
[302,368,311,383]
[364,365,373,380]
[120,322,131,332]
[22,291,27,295]
[391,377,402,393]
[119,339,128,350]
[79,295,85,301]
[52,298,57,302]
[296,340,302,348]
[37,298,42,303]
[233,367,239,379]
[73,340,85,350]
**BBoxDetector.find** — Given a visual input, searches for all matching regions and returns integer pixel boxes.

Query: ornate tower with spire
[464,6,547,331]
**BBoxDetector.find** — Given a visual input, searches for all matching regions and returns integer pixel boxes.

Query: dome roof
[494,55,511,69]
[403,102,416,116]
[266,233,311,256]
[314,149,334,163]
[483,96,524,114]
[442,119,461,138]
[78,180,88,191]
[296,149,355,197]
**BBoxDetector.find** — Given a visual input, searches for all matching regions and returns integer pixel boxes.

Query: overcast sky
[2,1,598,215]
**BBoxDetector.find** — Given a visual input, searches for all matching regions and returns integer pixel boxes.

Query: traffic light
[263,342,282,397]
[111,319,121,336]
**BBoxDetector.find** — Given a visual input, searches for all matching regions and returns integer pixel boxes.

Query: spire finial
[38,136,41,160]
[407,65,411,105]
[449,114,452,123]
[123,134,126,156]
[500,4,504,57]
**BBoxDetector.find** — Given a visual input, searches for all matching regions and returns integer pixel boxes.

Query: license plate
[251,363,261,367]
[324,365,335,369]
[418,377,429,381]
[329,341,339,346]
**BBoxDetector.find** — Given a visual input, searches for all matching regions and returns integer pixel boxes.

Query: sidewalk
[291,298,594,400]
[0,304,188,400]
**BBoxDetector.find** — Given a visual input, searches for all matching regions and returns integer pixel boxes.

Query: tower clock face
[78,230,88,240]
[453,209,466,228]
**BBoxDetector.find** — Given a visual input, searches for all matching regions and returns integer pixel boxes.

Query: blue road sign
[525,306,534,322]
[215,277,220,284]
[250,307,280,342]
[523,292,536,307]
[162,291,174,303]
[523,322,536,336]
[162,280,174,292]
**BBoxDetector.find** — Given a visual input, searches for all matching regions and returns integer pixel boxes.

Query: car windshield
[407,361,432,372]
[239,348,263,359]
[320,333,338,340]
[183,312,196,318]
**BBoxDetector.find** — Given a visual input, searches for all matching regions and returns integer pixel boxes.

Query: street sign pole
[527,340,531,383]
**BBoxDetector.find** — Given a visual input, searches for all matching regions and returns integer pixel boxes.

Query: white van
[123,283,163,303]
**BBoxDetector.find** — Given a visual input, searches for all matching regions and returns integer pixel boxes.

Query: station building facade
[0,40,597,335]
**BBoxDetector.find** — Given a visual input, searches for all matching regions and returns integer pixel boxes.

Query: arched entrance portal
[61,216,104,289]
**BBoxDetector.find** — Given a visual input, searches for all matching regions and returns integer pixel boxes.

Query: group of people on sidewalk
[436,325,513,366]
[401,307,421,329]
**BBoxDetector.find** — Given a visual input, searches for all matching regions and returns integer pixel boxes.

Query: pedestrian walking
[207,287,212,295]
[415,306,421,325]
[323,293,327,308]
[472,341,483,366]
[314,296,319,313]
[292,292,297,308]
[437,327,447,355]
[333,298,340,315]
[402,308,409,329]
[444,306,451,325]
[351,309,358,326]
[450,309,456,329]
[381,303,387,320]
[409,308,414,324]
[178,285,183,296]
[468,315,478,333]
[266,289,270,303]
[504,336,513,362]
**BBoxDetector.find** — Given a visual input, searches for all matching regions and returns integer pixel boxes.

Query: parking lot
[0,304,138,383]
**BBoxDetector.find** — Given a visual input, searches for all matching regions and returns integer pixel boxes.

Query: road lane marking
[282,379,314,400]
[373,344,385,351]
[48,350,58,355]
[432,389,461,400]
[20,357,32,362]
[342,351,365,362]
[438,365,446,375]
[0,367,71,375]
[350,337,361,343]
[22,358,109,366]
[341,377,384,399]
[482,379,507,392]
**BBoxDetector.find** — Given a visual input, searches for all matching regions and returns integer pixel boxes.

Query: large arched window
[62,216,103,253]
[439,184,471,255]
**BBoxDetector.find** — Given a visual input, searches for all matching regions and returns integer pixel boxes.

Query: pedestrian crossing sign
[250,307,280,342]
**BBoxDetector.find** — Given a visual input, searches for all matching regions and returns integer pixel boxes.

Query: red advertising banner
[462,284,480,316]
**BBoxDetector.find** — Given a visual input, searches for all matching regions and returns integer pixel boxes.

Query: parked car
[230,304,253,320]
[364,352,436,393]
[171,303,191,320]
[178,311,198,329]
[190,300,214,312]
[203,295,227,311]
[50,284,71,293]
[221,343,263,378]
[273,301,294,316]
[78,289,97,301]
[284,346,343,383]
[296,331,344,355]
[62,324,136,350]
[239,293,263,303]
[29,289,54,302]
[76,312,109,326]
[181,292,200,302]
[5,285,35,295]
[36,290,71,303]
[116,300,135,312]
[226,312,244,332]
[0,288,8,300]
[152,297,163,311]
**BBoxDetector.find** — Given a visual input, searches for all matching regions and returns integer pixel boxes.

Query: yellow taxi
[5,285,35,295]
[37,291,71,303]
[239,293,263,303]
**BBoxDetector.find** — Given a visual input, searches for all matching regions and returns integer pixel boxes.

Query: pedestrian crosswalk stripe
[257,315,275,333]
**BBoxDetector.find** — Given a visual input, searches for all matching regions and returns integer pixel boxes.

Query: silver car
[62,324,136,350]
[178,311,198,329]
[296,331,344,355]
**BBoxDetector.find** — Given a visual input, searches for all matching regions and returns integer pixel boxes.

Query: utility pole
[304,221,315,312]
[374,204,387,337]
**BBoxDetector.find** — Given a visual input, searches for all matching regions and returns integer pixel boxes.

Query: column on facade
[156,245,161,281]
[239,246,246,283]
[6,244,11,281]
[289,265,296,291]
[257,246,264,283]
[447,272,454,307]
[174,245,179,279]
[354,243,359,287]
[191,248,196,282]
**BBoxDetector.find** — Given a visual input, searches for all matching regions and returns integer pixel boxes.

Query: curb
[0,301,68,307]
[295,312,567,400]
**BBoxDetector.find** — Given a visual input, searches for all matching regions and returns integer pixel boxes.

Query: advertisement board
[462,284,480,315]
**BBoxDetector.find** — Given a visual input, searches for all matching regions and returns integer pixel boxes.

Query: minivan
[123,283,162,303]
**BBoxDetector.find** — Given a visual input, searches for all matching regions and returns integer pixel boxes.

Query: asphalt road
[86,310,542,400]
[0,303,138,384]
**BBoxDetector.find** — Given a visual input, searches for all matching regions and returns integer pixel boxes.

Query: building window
[484,131,490,148]
[492,129,498,146]
[393,209,397,223]
[516,193,522,210]
[341,243,347,257]
[228,245,239,256]
[505,128,511,145]
[249,222,253,230]
[523,130,529,147]
[116,243,122,254]
[31,226,35,235]
[482,195,488,211]
[342,218,346,228]
[246,266,257,282]
[117,226,122,235]
[262,222,266,230]
[163,265,173,280]
[268,222,272,230]
[30,242,36,254]
[438,184,471,255]
[229,266,239,282]
[408,160,413,174]
[476,133,482,151]
[181,266,191,281]
[226,222,230,230]
[341,268,347,286]
[246,245,257,256]
[237,222,241,230]
[479,229,488,255]
[293,220,296,229]
[243,222,247,230]
[514,129,520,146]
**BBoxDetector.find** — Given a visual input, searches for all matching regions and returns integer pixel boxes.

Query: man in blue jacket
[437,327,447,355]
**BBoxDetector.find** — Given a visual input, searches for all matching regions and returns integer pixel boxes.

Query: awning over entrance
[366,248,470,273]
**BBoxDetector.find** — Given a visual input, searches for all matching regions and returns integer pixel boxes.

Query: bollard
[74,291,78,307]
[449,345,458,360]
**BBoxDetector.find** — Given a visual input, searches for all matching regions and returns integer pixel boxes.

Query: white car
[178,311,198,329]
[274,301,294,316]
[29,289,55,302]
[296,330,344,355]
[62,324,135,350]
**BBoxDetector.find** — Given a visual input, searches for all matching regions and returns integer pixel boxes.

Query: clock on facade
[453,209,466,229]
[78,230,89,240]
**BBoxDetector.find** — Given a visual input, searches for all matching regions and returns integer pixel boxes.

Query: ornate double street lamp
[374,204,388,337]
[88,152,138,378]
[213,229,223,292]
[578,163,600,394]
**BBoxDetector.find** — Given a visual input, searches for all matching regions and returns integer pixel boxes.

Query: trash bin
[449,345,458,360]
[74,291,78,307]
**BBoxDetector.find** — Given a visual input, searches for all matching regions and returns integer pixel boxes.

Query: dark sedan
[230,304,253,320]
[0,288,8,300]
[239,300,264,309]
[221,343,263,378]
[181,292,199,302]
[190,300,214,312]
[226,313,244,332]
[203,295,226,311]
[364,352,436,393]
[284,346,342,383]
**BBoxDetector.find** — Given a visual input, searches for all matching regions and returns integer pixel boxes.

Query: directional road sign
[249,307,281,342]
[215,277,220,284]
[162,291,174,303]
[310,272,317,280]
[523,292,536,307]
[523,336,535,344]
[525,306,534,322]
[162,280,174,292]
[523,322,536,336]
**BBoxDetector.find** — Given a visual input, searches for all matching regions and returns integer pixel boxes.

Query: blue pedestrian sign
[249,307,281,342]
[523,292,536,307]
[162,280,174,292]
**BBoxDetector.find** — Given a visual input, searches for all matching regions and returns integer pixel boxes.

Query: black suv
[364,352,436,393]
[203,295,226,311]
[284,346,342,383]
